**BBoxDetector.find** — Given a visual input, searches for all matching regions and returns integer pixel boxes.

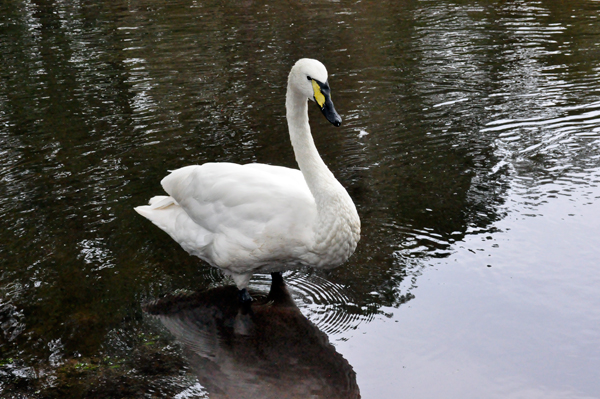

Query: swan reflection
[144,273,360,399]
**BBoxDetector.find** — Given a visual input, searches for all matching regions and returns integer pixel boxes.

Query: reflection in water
[145,274,360,399]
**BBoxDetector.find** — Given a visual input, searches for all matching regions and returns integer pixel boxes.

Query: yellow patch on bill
[312,80,325,107]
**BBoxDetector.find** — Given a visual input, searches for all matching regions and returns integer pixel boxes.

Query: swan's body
[135,59,360,295]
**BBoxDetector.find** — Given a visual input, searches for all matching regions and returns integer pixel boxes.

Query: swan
[135,59,360,302]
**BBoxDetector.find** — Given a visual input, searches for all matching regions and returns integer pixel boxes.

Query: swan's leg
[231,272,253,303]
[238,288,252,304]
[267,272,294,305]
[271,271,284,287]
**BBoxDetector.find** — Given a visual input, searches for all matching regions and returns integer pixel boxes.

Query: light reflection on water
[1,0,600,397]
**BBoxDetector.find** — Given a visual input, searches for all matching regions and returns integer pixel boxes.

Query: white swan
[135,59,360,301]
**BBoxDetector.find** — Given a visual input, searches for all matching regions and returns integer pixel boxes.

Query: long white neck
[285,86,360,263]
[286,89,339,204]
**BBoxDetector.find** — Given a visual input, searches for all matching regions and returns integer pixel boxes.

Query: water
[1,0,600,397]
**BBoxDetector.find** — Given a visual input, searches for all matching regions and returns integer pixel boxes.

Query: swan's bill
[312,79,327,107]
[311,79,342,127]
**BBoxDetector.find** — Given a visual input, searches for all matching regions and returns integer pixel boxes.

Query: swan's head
[289,58,342,127]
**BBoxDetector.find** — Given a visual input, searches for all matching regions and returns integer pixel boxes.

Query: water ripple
[250,272,374,338]
[488,100,600,196]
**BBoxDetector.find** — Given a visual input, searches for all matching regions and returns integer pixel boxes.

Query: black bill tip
[321,97,342,127]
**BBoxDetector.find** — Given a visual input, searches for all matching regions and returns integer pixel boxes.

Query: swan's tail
[134,196,212,258]
[134,196,179,232]
[148,195,178,209]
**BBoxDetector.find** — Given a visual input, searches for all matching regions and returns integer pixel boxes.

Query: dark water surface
[2,0,600,397]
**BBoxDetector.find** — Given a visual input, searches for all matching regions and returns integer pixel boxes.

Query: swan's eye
[306,76,312,81]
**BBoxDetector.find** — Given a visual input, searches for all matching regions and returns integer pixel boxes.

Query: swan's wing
[160,163,317,266]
